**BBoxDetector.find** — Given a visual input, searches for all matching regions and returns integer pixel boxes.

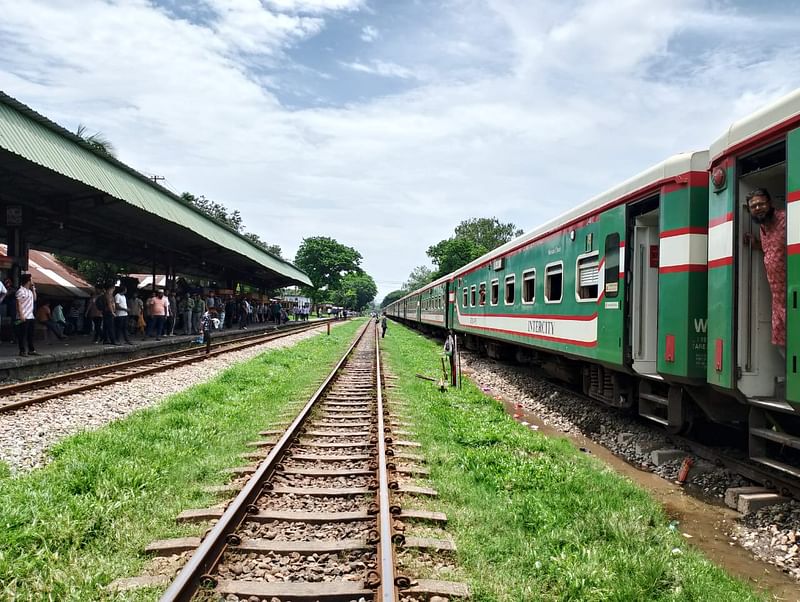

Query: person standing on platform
[380,313,387,338]
[147,290,168,340]
[165,291,176,336]
[15,274,37,356]
[114,286,132,345]
[87,289,104,343]
[101,285,117,345]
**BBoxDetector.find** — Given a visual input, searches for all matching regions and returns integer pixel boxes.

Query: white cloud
[360,25,379,42]
[263,0,364,13]
[340,59,418,79]
[1,0,800,302]
[202,0,325,55]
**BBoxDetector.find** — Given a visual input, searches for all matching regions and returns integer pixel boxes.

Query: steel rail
[159,320,372,602]
[0,320,332,413]
[374,321,398,601]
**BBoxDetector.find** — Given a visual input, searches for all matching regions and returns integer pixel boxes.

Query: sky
[2,0,800,301]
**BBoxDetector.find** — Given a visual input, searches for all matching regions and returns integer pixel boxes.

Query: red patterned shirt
[760,209,787,346]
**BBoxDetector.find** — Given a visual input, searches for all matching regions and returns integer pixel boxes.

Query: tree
[75,123,117,157]
[427,237,484,278]
[427,216,523,278]
[181,192,243,232]
[243,232,282,258]
[402,265,434,291]
[294,236,363,303]
[332,272,377,310]
[454,217,523,251]
[381,289,406,308]
[56,255,130,288]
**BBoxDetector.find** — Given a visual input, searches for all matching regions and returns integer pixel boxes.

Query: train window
[604,233,620,298]
[522,269,536,304]
[490,279,499,305]
[470,285,476,306]
[463,288,468,306]
[505,275,515,305]
[479,282,486,306]
[545,262,563,303]
[576,252,600,301]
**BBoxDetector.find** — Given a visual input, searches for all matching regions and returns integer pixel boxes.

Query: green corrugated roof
[0,91,311,286]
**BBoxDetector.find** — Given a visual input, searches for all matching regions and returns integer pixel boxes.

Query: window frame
[504,274,515,306]
[478,281,487,306]
[490,278,499,306]
[470,285,476,307]
[575,251,600,303]
[463,287,468,307]
[521,268,536,305]
[544,261,564,305]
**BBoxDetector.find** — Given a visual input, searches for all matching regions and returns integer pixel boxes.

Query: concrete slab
[650,449,686,466]
[724,486,772,510]
[737,493,790,515]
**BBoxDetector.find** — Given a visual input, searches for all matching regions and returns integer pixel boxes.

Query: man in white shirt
[114,286,133,345]
[15,274,37,356]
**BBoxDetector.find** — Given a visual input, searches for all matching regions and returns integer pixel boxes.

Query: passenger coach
[387,89,800,478]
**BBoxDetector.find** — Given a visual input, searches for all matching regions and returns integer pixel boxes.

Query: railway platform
[0,319,322,381]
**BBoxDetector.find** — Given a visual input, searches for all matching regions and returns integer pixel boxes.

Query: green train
[387,89,800,478]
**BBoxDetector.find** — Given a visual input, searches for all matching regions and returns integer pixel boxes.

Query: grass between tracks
[381,324,764,602]
[0,319,364,601]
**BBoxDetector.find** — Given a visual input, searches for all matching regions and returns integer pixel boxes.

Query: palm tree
[75,123,117,157]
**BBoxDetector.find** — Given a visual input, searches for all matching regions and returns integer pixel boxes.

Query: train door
[736,141,786,401]
[628,196,660,376]
[787,128,800,406]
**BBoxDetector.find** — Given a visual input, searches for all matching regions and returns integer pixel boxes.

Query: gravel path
[461,351,800,582]
[0,324,337,474]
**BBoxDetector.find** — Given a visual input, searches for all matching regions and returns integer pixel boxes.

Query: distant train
[387,89,800,479]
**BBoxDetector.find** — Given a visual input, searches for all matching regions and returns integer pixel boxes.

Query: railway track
[155,321,468,601]
[0,320,332,414]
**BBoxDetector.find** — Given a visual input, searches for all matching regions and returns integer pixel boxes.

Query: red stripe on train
[708,257,733,269]
[709,212,734,228]
[660,226,708,239]
[659,264,708,274]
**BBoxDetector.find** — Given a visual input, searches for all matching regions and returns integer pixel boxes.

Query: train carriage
[706,90,800,474]
[385,89,800,477]
[448,152,709,415]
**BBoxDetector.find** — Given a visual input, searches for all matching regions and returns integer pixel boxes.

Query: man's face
[748,194,773,223]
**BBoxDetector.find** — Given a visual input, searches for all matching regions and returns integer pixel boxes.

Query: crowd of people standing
[0,277,307,355]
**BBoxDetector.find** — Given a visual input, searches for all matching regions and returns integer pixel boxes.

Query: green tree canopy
[294,236,363,303]
[402,265,434,291]
[381,289,406,308]
[181,192,243,232]
[427,217,523,278]
[332,272,378,310]
[454,217,523,251]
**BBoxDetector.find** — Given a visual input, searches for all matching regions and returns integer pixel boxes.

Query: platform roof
[0,91,311,289]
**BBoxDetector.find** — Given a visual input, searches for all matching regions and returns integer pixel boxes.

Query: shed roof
[0,91,311,288]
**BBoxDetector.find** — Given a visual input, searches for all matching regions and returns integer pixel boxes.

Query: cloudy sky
[2,0,800,300]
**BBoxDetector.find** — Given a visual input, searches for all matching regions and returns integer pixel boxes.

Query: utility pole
[150,175,165,185]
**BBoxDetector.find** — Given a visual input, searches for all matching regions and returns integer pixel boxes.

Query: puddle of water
[496,398,799,601]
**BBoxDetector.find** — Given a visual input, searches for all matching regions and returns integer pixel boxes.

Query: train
[386,88,800,479]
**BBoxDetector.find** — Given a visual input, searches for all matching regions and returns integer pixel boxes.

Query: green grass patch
[381,324,764,601]
[0,319,364,601]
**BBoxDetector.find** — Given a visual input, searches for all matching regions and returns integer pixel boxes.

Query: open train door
[787,127,800,406]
